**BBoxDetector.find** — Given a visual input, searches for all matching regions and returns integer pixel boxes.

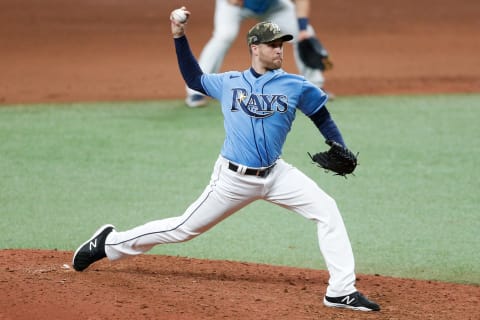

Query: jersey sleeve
[298,80,329,117]
[201,72,240,101]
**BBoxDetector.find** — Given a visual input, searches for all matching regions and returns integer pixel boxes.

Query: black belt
[228,162,275,178]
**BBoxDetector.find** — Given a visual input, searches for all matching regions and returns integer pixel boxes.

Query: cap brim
[265,34,293,43]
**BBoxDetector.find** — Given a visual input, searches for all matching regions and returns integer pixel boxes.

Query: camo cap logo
[247,21,293,45]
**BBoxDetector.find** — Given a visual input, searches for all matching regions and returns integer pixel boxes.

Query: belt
[228,162,275,178]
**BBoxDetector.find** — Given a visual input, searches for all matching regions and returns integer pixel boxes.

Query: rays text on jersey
[230,88,288,118]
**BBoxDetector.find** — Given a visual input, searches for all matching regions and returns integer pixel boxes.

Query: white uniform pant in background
[187,0,324,98]
[105,155,356,297]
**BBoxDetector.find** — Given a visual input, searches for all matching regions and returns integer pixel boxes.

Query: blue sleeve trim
[174,36,206,94]
[309,106,346,147]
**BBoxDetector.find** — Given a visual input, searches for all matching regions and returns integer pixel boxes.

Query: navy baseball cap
[247,21,293,45]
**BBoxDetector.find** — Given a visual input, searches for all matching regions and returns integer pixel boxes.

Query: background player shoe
[323,89,336,101]
[185,93,208,108]
[72,224,115,271]
[323,291,380,311]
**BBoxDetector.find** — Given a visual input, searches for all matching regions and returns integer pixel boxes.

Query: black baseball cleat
[72,224,115,271]
[323,291,380,311]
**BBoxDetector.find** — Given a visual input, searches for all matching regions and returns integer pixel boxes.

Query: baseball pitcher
[72,7,380,312]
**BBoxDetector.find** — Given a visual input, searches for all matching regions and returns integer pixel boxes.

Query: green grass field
[1,94,478,284]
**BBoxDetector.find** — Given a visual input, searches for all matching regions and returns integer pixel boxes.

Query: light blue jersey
[202,68,328,167]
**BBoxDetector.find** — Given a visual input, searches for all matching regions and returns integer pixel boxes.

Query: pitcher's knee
[308,196,340,221]
[324,196,339,212]
[173,226,202,242]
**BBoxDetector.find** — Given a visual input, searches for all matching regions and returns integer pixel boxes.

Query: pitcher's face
[255,41,284,70]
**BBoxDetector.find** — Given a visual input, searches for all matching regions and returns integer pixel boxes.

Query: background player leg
[185,0,244,107]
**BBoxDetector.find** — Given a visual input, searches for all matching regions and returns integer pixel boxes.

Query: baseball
[171,8,188,23]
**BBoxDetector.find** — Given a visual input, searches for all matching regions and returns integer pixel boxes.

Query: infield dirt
[0,0,479,319]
